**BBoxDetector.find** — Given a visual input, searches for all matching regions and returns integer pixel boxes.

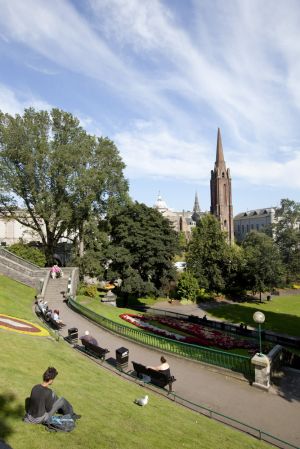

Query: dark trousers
[48,393,74,418]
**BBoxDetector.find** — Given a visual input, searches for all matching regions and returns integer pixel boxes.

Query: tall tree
[273,199,300,283]
[107,202,179,299]
[186,214,229,293]
[242,231,284,301]
[0,108,129,264]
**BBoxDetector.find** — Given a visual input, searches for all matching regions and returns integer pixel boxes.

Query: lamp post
[253,311,265,356]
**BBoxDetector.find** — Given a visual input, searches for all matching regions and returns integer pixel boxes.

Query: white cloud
[1,0,300,195]
[115,121,213,182]
[0,84,51,115]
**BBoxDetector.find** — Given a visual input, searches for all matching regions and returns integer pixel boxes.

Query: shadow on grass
[0,392,23,448]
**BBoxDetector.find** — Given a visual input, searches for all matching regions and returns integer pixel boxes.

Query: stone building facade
[234,208,276,242]
[153,193,204,240]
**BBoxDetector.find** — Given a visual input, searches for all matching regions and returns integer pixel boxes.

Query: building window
[251,224,254,230]
[242,225,244,233]
[256,224,259,230]
[223,184,227,203]
[246,224,249,232]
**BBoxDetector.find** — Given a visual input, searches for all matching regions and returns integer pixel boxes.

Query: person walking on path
[24,367,81,424]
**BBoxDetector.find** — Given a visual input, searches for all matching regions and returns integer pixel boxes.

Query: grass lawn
[0,275,272,449]
[205,295,300,337]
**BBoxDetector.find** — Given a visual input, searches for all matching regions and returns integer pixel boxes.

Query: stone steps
[0,252,47,288]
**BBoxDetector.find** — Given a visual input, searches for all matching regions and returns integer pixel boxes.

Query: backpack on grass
[45,414,76,432]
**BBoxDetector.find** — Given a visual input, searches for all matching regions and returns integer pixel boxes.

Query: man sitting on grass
[24,366,81,424]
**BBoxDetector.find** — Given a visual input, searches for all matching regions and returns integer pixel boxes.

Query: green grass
[0,275,272,449]
[205,295,300,337]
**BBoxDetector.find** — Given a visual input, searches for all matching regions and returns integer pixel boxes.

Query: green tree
[107,202,179,299]
[0,108,129,265]
[223,244,246,295]
[177,271,199,302]
[186,214,228,293]
[242,231,284,301]
[273,199,300,283]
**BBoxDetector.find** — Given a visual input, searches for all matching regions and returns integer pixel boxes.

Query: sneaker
[72,413,82,420]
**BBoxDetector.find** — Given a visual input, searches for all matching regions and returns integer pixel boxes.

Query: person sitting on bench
[147,356,170,377]
[80,330,98,346]
[51,309,64,326]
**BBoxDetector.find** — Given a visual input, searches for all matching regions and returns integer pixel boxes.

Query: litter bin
[116,347,129,371]
[67,327,78,344]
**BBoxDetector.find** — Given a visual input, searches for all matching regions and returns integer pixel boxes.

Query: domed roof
[154,193,168,211]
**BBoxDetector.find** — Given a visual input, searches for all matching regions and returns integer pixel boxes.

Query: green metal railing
[68,297,254,379]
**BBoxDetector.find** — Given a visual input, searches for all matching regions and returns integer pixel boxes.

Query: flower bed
[120,313,256,351]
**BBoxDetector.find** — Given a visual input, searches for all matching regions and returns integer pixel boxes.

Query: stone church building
[154,128,234,244]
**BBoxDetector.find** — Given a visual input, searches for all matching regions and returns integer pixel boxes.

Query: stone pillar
[251,354,270,391]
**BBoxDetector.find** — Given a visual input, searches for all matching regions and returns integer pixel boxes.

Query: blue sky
[0,0,300,215]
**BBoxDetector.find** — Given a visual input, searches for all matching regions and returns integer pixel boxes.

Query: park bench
[132,361,176,392]
[80,340,110,362]
[48,315,65,330]
[35,303,64,330]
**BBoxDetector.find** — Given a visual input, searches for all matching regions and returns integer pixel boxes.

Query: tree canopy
[242,231,284,300]
[107,202,179,299]
[273,198,300,283]
[186,214,229,293]
[0,108,129,264]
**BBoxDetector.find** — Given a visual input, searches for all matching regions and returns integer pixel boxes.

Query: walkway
[45,288,300,448]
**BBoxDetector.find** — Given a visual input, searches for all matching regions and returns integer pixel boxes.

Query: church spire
[193,192,200,214]
[210,128,234,245]
[216,128,225,164]
[192,192,201,223]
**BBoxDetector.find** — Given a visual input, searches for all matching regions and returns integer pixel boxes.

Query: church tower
[192,192,201,223]
[210,128,234,244]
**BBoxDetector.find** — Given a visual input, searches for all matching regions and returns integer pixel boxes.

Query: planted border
[68,297,254,379]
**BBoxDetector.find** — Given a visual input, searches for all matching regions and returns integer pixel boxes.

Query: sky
[0,0,300,215]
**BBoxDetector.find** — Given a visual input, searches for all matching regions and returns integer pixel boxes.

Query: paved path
[45,289,300,448]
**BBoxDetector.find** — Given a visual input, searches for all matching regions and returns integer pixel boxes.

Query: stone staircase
[44,268,73,307]
[0,247,47,288]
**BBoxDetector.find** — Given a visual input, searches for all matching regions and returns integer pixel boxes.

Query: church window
[223,184,227,203]
[222,172,225,178]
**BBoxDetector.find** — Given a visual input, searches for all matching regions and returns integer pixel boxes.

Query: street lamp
[253,311,265,356]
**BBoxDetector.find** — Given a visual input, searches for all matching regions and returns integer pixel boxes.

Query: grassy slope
[0,275,271,449]
[205,295,300,337]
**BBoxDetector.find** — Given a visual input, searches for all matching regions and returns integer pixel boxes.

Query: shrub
[177,271,199,302]
[85,284,98,297]
[77,283,98,298]
[8,243,46,267]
